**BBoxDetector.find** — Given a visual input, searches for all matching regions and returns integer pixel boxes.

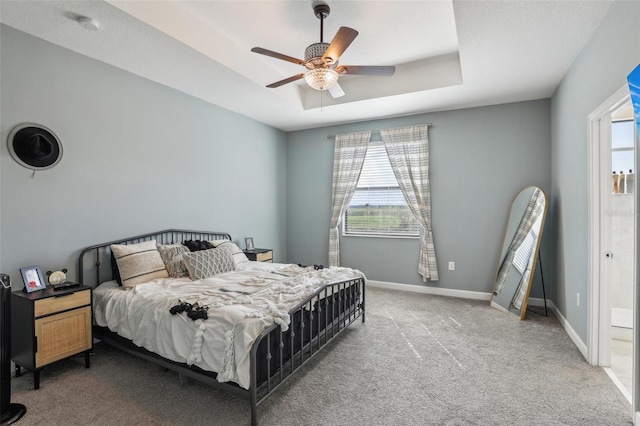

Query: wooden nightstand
[11,285,92,389]
[244,248,273,263]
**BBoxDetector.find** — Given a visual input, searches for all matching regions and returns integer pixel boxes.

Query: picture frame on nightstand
[245,237,254,250]
[19,265,47,293]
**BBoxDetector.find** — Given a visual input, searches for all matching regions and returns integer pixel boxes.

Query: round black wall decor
[7,123,63,171]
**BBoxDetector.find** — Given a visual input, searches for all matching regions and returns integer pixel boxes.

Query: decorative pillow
[183,240,214,252]
[111,240,169,287]
[209,240,249,266]
[182,247,236,280]
[157,243,190,278]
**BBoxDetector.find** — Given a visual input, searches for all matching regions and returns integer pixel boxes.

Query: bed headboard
[78,229,232,287]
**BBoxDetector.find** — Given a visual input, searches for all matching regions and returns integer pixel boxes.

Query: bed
[78,229,365,426]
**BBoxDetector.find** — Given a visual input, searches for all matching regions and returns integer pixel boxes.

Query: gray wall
[550,0,640,342]
[0,25,288,287]
[287,100,551,296]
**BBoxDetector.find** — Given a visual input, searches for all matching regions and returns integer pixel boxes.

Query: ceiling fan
[251,2,395,98]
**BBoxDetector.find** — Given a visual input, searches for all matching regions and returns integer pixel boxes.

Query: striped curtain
[328,131,371,266]
[381,124,439,281]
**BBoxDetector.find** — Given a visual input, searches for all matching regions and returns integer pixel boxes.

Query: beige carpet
[10,287,631,425]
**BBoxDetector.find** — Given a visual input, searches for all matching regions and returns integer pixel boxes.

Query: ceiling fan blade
[266,73,305,88]
[336,65,396,76]
[328,82,345,98]
[251,47,305,66]
[322,27,358,64]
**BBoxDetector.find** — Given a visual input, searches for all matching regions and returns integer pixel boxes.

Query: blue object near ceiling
[628,64,640,138]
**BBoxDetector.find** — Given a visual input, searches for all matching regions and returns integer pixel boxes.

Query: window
[343,142,420,237]
[612,119,634,174]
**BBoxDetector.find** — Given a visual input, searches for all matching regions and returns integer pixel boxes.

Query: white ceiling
[0,0,614,132]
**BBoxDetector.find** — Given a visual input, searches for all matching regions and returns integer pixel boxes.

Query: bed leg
[250,347,258,426]
[250,393,257,426]
[361,282,366,323]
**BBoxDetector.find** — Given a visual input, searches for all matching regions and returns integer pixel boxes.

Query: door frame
[587,84,632,366]
[587,84,637,421]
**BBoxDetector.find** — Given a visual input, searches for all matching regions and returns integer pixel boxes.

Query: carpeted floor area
[10,287,632,425]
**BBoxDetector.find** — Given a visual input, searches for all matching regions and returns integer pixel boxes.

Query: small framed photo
[20,265,47,293]
[245,237,254,251]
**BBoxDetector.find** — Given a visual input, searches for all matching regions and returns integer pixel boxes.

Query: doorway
[607,106,635,400]
[587,85,635,406]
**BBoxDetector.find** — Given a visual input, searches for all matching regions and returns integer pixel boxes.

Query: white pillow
[111,240,169,287]
[182,247,236,280]
[209,240,249,266]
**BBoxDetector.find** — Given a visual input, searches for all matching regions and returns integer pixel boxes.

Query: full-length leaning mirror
[491,186,548,319]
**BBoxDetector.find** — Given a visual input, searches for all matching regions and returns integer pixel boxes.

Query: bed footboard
[92,277,365,426]
[248,277,365,425]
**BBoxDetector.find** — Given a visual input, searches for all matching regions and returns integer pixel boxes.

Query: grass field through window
[345,205,419,236]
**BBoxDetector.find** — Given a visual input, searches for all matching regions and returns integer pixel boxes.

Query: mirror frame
[490,186,548,319]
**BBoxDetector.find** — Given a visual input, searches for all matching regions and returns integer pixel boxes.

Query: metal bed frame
[78,229,365,426]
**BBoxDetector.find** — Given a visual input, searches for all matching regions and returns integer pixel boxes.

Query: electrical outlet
[576,292,580,307]
[448,261,455,271]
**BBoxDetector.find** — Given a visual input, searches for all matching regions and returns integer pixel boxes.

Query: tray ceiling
[0,0,614,131]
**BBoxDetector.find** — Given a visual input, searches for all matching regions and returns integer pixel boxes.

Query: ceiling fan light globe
[305,68,339,91]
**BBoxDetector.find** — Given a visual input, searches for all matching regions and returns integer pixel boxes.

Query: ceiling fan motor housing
[305,43,331,66]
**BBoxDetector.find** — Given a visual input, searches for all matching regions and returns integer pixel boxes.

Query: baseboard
[367,280,492,301]
[604,366,633,404]
[368,281,589,361]
[547,301,588,360]
[527,297,548,308]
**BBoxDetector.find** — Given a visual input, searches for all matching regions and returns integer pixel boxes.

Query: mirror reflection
[491,186,547,319]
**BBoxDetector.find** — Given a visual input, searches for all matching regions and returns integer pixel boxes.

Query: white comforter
[93,262,364,389]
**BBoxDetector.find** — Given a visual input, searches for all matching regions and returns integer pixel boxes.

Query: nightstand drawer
[255,251,273,262]
[34,290,90,317]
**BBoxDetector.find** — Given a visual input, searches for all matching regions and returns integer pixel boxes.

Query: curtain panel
[380,124,439,281]
[328,131,371,266]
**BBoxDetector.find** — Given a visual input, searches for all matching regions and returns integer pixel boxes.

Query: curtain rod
[326,124,432,139]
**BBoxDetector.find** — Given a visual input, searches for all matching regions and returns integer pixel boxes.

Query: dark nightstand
[11,285,92,389]
[244,248,273,263]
